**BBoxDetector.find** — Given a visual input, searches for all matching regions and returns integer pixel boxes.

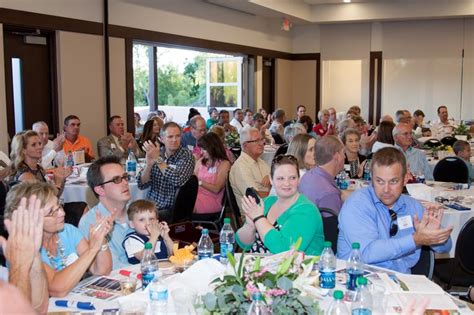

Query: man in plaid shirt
[138,122,195,221]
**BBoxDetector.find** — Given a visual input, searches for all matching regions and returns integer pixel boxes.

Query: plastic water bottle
[319,241,336,289]
[197,229,214,260]
[328,290,350,315]
[141,242,159,289]
[219,218,234,264]
[126,149,137,182]
[247,292,270,315]
[66,150,74,167]
[351,277,372,315]
[149,271,168,315]
[363,160,371,181]
[339,171,349,190]
[346,242,364,295]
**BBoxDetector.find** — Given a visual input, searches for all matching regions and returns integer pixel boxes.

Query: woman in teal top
[235,155,324,255]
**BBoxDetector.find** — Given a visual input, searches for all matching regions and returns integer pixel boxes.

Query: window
[207,57,243,108]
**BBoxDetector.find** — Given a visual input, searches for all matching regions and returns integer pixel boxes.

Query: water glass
[171,288,197,314]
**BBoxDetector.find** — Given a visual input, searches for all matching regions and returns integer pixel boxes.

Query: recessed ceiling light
[343,0,351,3]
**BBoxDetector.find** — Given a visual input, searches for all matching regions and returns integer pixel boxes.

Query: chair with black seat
[424,138,442,148]
[433,156,469,183]
[192,191,226,234]
[274,143,288,157]
[271,133,285,145]
[411,246,434,279]
[440,136,457,147]
[225,178,242,228]
[169,175,199,224]
[434,218,474,290]
[319,207,339,254]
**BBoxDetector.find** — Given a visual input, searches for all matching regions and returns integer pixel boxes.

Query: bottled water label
[319,269,336,289]
[220,243,233,259]
[149,287,168,302]
[198,250,213,260]
[352,308,372,315]
[126,161,137,172]
[142,270,156,288]
[347,270,364,291]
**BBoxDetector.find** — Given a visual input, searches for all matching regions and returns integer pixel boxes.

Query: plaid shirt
[137,146,195,210]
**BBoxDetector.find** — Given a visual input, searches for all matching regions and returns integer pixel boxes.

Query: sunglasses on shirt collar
[389,209,399,237]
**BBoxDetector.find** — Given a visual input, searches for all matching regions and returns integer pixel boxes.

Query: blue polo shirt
[78,202,132,269]
[337,185,451,273]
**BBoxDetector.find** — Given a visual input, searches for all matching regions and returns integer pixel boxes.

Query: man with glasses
[337,147,452,273]
[393,122,433,180]
[299,135,345,216]
[78,155,131,268]
[138,122,195,221]
[181,116,206,159]
[230,126,271,212]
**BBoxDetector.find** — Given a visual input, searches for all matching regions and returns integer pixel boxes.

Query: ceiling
[205,0,474,24]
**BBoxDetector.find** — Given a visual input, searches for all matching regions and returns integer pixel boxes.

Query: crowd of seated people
[1,103,473,312]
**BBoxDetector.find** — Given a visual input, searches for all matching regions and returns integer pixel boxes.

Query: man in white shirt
[229,126,271,212]
[32,121,65,169]
[230,108,247,133]
[97,115,142,159]
[431,105,456,138]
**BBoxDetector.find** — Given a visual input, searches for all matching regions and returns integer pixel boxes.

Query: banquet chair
[271,133,285,145]
[274,143,288,157]
[168,221,219,247]
[169,175,198,224]
[225,178,242,228]
[440,136,457,147]
[411,246,434,279]
[434,218,474,290]
[424,138,442,148]
[433,157,469,183]
[192,191,226,234]
[319,207,339,254]
[0,151,10,169]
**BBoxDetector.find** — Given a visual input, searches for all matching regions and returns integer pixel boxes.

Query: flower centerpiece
[225,129,240,148]
[453,122,471,140]
[198,238,321,314]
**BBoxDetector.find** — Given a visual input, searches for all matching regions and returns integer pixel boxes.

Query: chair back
[411,246,434,279]
[192,188,227,233]
[455,218,474,274]
[168,221,219,247]
[433,157,469,183]
[170,175,199,224]
[225,178,242,228]
[274,144,288,157]
[271,133,285,145]
[440,136,457,147]
[319,207,339,254]
[424,138,442,148]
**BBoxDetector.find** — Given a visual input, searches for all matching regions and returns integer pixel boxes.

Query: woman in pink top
[194,132,231,214]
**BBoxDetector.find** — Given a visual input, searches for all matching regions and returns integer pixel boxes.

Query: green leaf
[293,237,303,251]
[277,254,295,276]
[277,276,293,291]
[237,251,245,279]
[227,251,236,268]
[203,292,217,311]
[252,256,261,272]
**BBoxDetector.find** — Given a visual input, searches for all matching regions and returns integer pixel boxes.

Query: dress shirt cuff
[396,233,417,254]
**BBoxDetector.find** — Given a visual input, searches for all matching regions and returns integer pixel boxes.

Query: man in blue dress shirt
[337,147,452,273]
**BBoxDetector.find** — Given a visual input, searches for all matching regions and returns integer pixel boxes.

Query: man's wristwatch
[156,157,164,164]
[198,180,203,186]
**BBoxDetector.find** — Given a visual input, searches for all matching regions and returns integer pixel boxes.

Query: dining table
[46,254,473,314]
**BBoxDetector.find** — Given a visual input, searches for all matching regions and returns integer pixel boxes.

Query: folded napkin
[406,183,435,202]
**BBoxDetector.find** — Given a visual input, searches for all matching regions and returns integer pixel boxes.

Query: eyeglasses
[389,209,398,237]
[98,173,129,186]
[45,203,64,217]
[245,138,265,144]
[272,154,298,164]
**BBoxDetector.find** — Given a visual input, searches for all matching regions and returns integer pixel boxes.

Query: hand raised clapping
[143,140,161,164]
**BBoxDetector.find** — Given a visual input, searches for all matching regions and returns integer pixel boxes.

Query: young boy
[122,200,174,264]
[453,140,474,183]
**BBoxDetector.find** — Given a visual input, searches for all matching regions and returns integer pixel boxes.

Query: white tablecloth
[62,180,148,207]
[47,257,472,314]
[261,145,279,166]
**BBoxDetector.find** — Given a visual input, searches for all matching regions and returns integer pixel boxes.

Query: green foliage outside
[133,45,236,108]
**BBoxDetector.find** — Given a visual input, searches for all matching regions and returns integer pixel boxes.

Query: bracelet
[100,243,109,251]
[253,215,266,224]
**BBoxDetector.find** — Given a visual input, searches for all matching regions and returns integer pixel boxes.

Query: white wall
[462,18,474,121]
[56,31,106,156]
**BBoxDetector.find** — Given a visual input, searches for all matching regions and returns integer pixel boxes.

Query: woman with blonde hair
[287,134,316,177]
[5,130,86,226]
